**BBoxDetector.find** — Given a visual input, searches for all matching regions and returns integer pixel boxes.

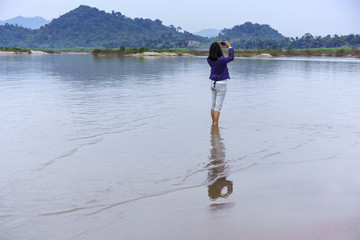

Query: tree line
[230,33,360,49]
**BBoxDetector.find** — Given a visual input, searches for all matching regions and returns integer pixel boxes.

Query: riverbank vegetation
[234,48,360,57]
[92,47,207,56]
[92,47,360,58]
[2,46,359,58]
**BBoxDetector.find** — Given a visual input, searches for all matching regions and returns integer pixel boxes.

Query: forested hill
[215,22,285,41]
[0,5,206,49]
[214,22,359,49]
[1,6,359,50]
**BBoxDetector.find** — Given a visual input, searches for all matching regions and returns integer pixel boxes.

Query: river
[1,54,360,240]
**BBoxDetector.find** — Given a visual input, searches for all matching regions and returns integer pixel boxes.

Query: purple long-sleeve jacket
[207,48,234,81]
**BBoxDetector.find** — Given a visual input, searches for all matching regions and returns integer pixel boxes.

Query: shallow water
[1,54,360,240]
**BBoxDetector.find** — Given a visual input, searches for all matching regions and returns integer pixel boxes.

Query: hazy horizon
[0,0,359,37]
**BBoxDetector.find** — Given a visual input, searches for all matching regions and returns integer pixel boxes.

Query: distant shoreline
[0,50,89,55]
[92,48,360,58]
[1,48,359,58]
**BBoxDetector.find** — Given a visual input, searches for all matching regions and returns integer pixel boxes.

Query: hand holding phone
[217,41,231,48]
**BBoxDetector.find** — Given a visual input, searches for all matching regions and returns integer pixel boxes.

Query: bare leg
[211,110,215,123]
[212,110,220,126]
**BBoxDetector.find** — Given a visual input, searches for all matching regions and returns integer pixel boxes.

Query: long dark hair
[208,42,223,61]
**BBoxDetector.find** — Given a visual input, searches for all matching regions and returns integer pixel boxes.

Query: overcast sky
[0,0,359,37]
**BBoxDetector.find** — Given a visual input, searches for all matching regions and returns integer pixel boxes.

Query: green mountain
[215,22,285,42]
[0,5,206,49]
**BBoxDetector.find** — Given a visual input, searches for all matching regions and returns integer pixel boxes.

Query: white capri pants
[210,80,227,112]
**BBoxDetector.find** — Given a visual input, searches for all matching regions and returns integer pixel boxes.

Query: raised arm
[217,41,234,63]
[224,47,234,63]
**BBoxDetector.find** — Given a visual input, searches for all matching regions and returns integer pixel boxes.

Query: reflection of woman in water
[207,41,234,126]
[207,126,233,200]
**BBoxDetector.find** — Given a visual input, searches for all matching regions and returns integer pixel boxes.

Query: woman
[207,41,234,126]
